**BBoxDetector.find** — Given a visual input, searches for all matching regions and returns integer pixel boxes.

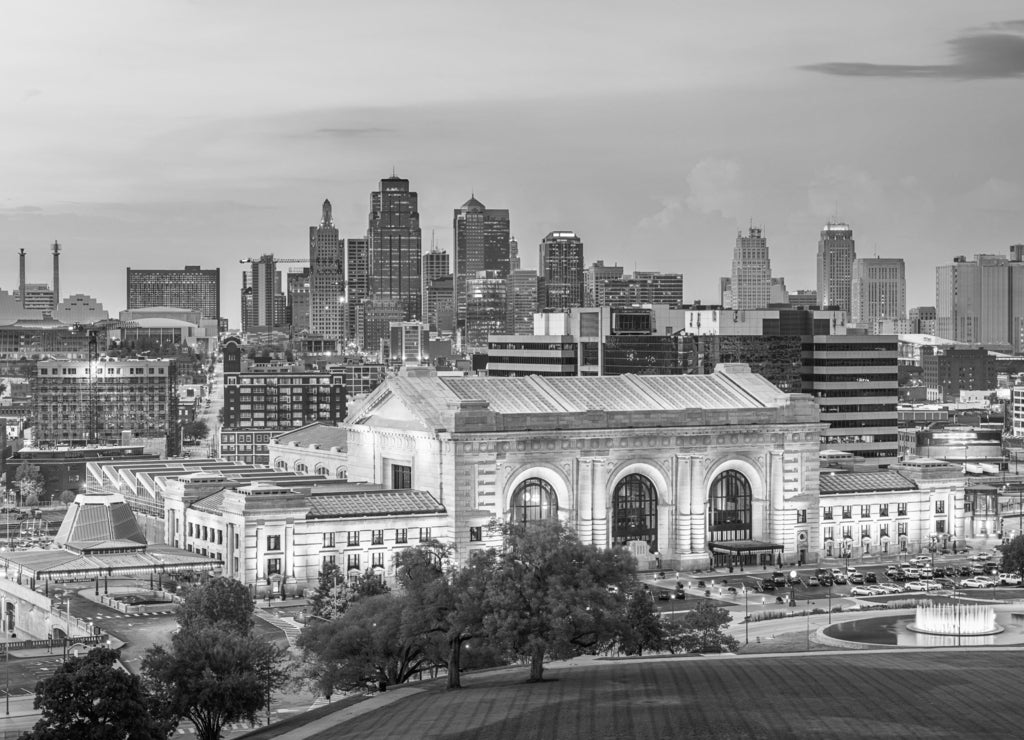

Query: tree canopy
[26,646,174,740]
[177,576,254,635]
[677,600,739,654]
[1000,535,1024,576]
[482,519,635,681]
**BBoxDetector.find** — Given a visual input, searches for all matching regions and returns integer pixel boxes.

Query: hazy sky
[3,1,1023,326]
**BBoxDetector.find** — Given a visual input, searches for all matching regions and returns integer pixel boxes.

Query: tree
[677,601,740,654]
[308,561,346,619]
[26,646,175,740]
[349,568,391,601]
[143,626,289,740]
[24,492,40,507]
[14,460,44,504]
[297,593,427,692]
[1001,534,1024,579]
[59,490,77,508]
[183,420,210,441]
[177,577,254,635]
[482,519,636,682]
[617,588,666,656]
[396,541,495,689]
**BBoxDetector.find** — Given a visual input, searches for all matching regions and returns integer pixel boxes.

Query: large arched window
[708,470,752,542]
[510,478,558,523]
[611,474,658,551]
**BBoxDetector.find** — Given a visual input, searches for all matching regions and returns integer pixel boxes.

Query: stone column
[591,458,610,547]
[675,454,692,555]
[769,450,785,550]
[577,458,594,545]
[689,455,705,555]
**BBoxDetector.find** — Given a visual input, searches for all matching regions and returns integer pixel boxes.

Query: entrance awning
[708,539,783,553]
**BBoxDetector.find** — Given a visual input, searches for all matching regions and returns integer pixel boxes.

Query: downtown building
[219,337,347,466]
[935,247,1024,353]
[539,231,585,311]
[241,255,286,335]
[30,357,179,455]
[729,226,773,310]
[453,196,510,330]
[126,265,221,329]
[850,257,906,333]
[421,247,451,330]
[816,222,856,314]
[308,199,346,340]
[368,175,422,324]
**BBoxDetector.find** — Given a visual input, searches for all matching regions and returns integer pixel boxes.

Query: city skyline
[3,2,1024,326]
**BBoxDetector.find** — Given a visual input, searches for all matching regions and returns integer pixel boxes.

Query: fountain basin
[907,604,1002,636]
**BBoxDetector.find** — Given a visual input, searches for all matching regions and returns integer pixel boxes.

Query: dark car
[832,573,848,585]
[848,572,865,584]
[657,589,671,601]
[786,572,802,585]
[772,571,787,586]
[864,572,878,584]
[761,579,776,591]
[984,563,1000,576]
[818,574,834,587]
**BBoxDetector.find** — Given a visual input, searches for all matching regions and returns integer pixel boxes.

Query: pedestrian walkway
[254,607,303,653]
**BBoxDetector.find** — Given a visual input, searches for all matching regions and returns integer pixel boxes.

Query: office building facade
[730,227,772,310]
[935,250,1024,352]
[453,196,510,326]
[851,257,906,331]
[368,176,422,322]
[464,271,508,349]
[539,231,584,311]
[816,222,856,314]
[127,266,221,324]
[309,199,346,339]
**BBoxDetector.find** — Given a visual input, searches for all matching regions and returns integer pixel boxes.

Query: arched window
[611,474,658,551]
[295,463,308,474]
[315,466,329,477]
[708,470,752,542]
[274,459,288,471]
[510,478,557,523]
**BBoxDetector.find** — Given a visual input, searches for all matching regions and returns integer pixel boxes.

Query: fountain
[908,604,1002,636]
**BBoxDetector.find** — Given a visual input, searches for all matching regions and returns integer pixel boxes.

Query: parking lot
[645,548,1022,612]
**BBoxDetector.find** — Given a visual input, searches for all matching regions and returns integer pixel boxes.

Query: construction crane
[239,257,310,265]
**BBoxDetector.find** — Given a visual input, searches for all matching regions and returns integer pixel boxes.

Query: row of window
[824,519,947,540]
[321,528,431,548]
[823,503,922,520]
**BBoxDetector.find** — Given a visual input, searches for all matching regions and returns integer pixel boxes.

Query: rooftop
[307,488,445,519]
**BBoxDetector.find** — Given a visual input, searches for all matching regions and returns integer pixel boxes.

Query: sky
[2,1,1024,327]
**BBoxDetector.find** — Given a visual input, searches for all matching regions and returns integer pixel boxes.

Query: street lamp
[788,570,797,607]
[743,586,749,645]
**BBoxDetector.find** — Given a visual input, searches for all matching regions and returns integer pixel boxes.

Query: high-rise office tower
[909,306,936,334]
[241,255,285,333]
[509,236,520,271]
[422,247,451,321]
[453,196,510,326]
[506,269,539,335]
[584,260,624,306]
[851,257,906,331]
[426,275,455,334]
[935,249,1024,352]
[287,268,312,333]
[539,231,585,311]
[344,237,369,342]
[368,175,422,322]
[465,270,508,349]
[126,265,221,323]
[730,226,772,310]
[816,222,856,314]
[309,199,346,339]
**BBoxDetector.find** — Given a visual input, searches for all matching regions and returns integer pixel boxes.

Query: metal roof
[307,488,444,519]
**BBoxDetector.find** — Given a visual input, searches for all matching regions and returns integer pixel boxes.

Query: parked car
[786,572,802,585]
[891,570,908,582]
[772,571,787,586]
[885,565,899,576]
[819,574,834,587]
[864,572,878,584]
[848,573,865,584]
[961,578,994,588]
[761,579,776,591]
[657,589,671,601]
[999,573,1022,586]
[904,581,931,592]
[958,565,974,577]
[849,585,879,596]
[832,573,848,585]
[875,583,903,594]
[807,576,820,587]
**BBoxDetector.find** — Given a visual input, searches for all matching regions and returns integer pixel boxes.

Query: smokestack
[51,240,60,308]
[18,248,26,309]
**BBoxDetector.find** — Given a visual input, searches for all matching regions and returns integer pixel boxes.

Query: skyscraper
[935,249,1024,352]
[509,236,520,271]
[241,255,285,333]
[851,257,906,331]
[126,265,221,323]
[584,260,624,307]
[507,269,539,335]
[309,199,346,339]
[287,268,311,334]
[539,231,585,311]
[816,222,856,314]
[422,247,451,322]
[453,196,510,326]
[344,237,369,342]
[368,175,422,322]
[730,226,772,310]
[465,270,508,349]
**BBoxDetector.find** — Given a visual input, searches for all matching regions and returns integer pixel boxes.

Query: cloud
[684,158,742,218]
[313,127,392,137]
[803,29,1024,79]
[963,177,1024,212]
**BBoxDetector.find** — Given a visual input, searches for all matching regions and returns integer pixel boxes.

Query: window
[188,522,194,537]
[347,553,360,570]
[824,526,834,541]
[392,464,412,489]
[372,530,384,546]
[323,555,336,567]
[936,520,946,534]
[935,500,945,514]
[372,552,385,568]
[267,535,281,551]
[880,524,889,538]
[964,500,974,513]
[347,531,360,547]
[613,474,659,548]
[470,526,482,542]
[897,503,908,517]
[796,510,807,524]
[395,528,408,544]
[510,478,558,524]
[822,507,833,521]
[861,525,870,539]
[842,526,852,540]
[860,505,871,519]
[323,532,335,548]
[898,522,908,536]
[879,504,889,518]
[419,527,431,542]
[842,506,852,520]
[202,526,208,541]
[267,558,281,576]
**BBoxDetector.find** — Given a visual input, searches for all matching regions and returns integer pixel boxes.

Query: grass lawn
[281,650,1024,740]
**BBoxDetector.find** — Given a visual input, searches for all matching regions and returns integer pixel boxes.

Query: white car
[904,580,940,592]
[849,585,879,596]
[961,578,995,588]
[999,573,1022,586]
[875,583,903,594]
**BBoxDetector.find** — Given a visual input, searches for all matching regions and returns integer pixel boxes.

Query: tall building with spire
[730,226,772,310]
[367,175,422,321]
[816,222,856,315]
[453,196,510,328]
[309,199,345,339]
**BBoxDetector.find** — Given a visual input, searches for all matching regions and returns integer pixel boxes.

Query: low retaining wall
[98,590,179,615]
